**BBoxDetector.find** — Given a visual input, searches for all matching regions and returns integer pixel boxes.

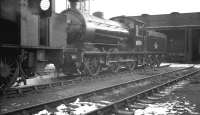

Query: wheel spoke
[129,62,137,71]
[84,57,100,76]
[110,63,119,73]
[0,57,18,90]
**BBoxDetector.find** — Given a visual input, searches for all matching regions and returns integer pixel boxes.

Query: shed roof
[130,12,200,28]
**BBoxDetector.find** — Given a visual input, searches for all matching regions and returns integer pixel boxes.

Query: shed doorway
[192,29,200,62]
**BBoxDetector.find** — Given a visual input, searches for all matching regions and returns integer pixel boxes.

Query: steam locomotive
[0,0,167,90]
[63,2,167,75]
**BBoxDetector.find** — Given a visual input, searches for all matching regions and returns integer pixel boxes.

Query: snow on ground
[169,63,194,68]
[134,80,199,115]
[34,98,111,115]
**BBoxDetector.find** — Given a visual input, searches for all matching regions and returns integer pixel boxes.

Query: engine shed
[131,12,200,63]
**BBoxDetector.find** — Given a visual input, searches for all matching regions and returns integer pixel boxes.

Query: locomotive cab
[111,16,145,52]
[0,0,64,90]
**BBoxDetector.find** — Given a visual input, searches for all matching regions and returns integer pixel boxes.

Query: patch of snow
[35,99,111,115]
[169,63,194,68]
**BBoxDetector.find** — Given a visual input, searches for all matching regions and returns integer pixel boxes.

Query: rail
[1,66,193,115]
[86,69,200,115]
[2,65,170,98]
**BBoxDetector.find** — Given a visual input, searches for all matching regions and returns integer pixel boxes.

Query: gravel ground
[0,67,181,113]
[85,68,192,103]
[171,73,200,114]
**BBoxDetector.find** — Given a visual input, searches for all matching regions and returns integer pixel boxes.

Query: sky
[55,0,200,19]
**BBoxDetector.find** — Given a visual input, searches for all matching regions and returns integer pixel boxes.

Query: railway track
[1,65,170,98]
[1,65,196,115]
[86,68,200,115]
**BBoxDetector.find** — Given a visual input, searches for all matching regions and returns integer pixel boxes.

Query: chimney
[141,14,149,17]
[93,11,104,19]
[171,12,180,15]
[69,0,79,9]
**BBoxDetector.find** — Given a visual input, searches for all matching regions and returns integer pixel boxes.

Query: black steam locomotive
[63,1,167,75]
[0,0,167,90]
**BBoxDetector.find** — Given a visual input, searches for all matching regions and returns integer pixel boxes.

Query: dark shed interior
[131,12,200,63]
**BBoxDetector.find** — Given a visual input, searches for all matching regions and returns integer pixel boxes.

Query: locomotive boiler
[66,9,129,49]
